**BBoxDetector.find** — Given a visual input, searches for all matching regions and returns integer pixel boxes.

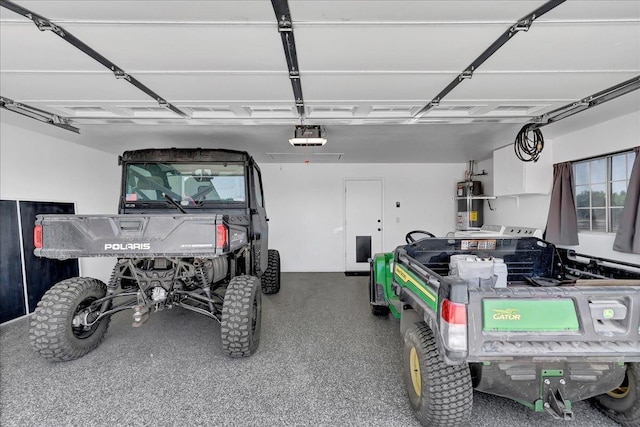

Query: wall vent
[266,152,343,162]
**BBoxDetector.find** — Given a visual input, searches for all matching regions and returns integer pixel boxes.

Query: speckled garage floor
[1,273,618,427]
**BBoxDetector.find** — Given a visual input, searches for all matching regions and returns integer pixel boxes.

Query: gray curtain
[613,146,640,254]
[544,162,579,245]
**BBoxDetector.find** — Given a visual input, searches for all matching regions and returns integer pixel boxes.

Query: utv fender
[370,252,393,305]
[400,307,421,337]
[398,286,467,365]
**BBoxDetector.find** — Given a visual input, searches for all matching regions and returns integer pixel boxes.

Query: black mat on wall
[0,200,26,323]
[19,201,79,312]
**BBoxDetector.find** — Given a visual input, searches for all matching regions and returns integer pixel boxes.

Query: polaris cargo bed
[34,214,249,259]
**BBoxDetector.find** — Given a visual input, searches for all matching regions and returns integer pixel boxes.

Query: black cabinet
[0,200,79,323]
[0,200,26,323]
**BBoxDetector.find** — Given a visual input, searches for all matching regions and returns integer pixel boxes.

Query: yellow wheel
[409,346,422,397]
[607,386,630,399]
[592,363,639,425]
[402,321,472,426]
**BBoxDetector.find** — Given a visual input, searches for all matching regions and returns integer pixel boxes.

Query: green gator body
[370,236,640,420]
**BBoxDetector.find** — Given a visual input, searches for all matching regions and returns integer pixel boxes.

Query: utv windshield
[124,162,246,206]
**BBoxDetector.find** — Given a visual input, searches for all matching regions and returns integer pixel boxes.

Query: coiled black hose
[514,123,544,162]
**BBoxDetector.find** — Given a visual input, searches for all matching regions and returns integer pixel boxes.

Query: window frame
[573,149,635,233]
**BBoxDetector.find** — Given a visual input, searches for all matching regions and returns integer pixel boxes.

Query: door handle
[377,228,381,231]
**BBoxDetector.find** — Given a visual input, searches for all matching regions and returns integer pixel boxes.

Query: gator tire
[221,275,262,357]
[29,277,111,362]
[592,363,640,427]
[370,304,390,316]
[403,321,473,427]
[261,249,281,294]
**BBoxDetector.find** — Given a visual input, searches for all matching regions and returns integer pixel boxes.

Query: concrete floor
[0,273,618,427]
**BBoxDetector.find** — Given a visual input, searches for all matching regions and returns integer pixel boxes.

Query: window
[573,150,636,232]
[124,162,246,206]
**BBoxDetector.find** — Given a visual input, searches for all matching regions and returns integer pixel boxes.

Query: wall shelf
[454,195,497,200]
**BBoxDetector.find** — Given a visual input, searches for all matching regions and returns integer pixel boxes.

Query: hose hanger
[514,75,640,162]
[514,124,544,163]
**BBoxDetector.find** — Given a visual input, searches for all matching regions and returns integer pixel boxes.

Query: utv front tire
[261,249,281,294]
[592,363,640,427]
[221,275,262,357]
[29,277,111,362]
[403,321,472,427]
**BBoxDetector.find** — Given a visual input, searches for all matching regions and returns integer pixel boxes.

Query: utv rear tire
[261,249,281,294]
[592,363,640,427]
[403,321,472,427]
[221,275,262,357]
[29,277,111,362]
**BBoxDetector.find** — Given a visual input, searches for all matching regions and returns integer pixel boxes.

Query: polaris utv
[30,148,280,361]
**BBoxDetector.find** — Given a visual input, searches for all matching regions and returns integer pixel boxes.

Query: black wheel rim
[72,297,100,339]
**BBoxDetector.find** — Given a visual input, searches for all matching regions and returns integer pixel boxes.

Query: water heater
[456,181,483,230]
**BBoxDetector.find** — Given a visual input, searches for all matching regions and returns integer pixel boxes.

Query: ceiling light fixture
[289,125,327,146]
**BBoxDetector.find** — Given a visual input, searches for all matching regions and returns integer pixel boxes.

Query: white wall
[478,111,640,264]
[1,120,121,281]
[5,110,636,275]
[1,117,466,275]
[261,162,466,271]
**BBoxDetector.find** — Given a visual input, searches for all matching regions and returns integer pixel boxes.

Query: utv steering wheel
[405,230,436,244]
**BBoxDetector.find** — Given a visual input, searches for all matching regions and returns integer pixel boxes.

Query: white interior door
[345,179,383,272]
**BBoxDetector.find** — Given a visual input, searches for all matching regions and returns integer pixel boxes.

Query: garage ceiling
[1,0,639,163]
